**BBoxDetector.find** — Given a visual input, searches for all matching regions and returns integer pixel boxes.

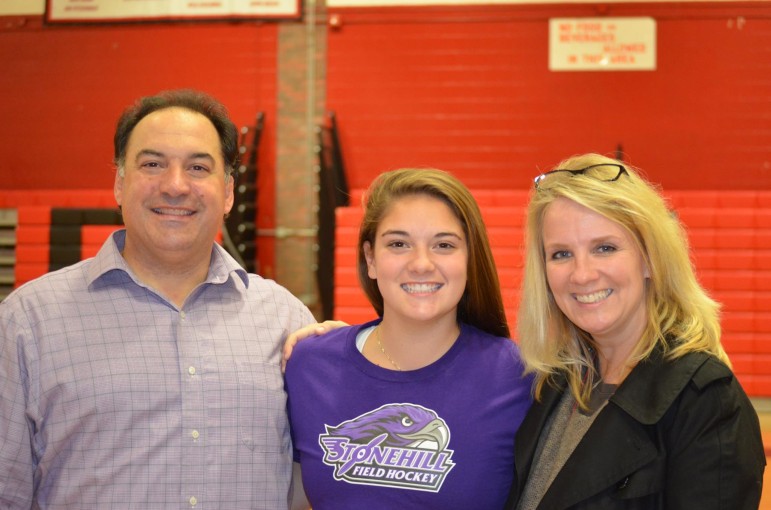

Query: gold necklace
[374,326,402,371]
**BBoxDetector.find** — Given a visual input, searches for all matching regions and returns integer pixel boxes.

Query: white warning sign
[549,17,656,71]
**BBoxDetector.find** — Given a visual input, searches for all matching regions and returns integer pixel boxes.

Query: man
[0,89,315,508]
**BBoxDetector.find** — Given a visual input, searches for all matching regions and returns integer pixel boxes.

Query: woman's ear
[363,241,376,279]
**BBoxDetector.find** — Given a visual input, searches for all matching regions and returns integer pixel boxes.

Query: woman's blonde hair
[358,168,510,339]
[518,153,728,408]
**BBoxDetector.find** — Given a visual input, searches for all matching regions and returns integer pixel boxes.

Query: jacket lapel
[537,401,659,509]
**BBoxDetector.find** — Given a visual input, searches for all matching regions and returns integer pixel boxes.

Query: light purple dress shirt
[0,229,315,509]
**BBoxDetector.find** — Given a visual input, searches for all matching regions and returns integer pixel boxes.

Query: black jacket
[506,350,766,509]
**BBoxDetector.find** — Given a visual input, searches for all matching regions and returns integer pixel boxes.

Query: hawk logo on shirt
[318,403,455,492]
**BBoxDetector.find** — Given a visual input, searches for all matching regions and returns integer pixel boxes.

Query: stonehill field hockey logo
[318,403,455,492]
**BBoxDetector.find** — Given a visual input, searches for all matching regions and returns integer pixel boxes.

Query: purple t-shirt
[286,320,532,509]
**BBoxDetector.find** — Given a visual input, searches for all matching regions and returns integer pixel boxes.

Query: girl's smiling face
[364,194,468,327]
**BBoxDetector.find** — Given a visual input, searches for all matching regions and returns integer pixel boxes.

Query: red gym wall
[0,18,280,270]
[324,2,771,191]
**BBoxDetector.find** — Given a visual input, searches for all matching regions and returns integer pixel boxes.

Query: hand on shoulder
[281,320,349,373]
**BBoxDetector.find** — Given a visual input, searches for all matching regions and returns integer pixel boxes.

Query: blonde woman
[507,154,765,509]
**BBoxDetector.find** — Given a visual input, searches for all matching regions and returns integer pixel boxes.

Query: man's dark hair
[113,89,240,175]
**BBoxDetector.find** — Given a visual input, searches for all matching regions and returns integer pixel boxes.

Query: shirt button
[189,496,197,506]
[180,311,186,321]
[188,366,196,376]
[191,430,200,440]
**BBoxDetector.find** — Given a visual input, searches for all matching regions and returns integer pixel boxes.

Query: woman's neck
[364,318,460,371]
[596,343,638,385]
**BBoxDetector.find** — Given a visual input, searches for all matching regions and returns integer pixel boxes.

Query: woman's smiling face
[542,197,649,349]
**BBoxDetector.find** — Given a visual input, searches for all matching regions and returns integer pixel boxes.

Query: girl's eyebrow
[380,230,463,239]
[434,232,463,240]
[379,229,408,237]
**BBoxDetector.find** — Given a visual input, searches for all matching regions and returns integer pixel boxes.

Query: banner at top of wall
[328,0,771,5]
[45,0,300,23]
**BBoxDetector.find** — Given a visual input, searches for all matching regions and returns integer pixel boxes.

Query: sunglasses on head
[533,164,628,190]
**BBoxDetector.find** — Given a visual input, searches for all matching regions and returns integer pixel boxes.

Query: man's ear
[114,168,124,206]
[224,173,235,215]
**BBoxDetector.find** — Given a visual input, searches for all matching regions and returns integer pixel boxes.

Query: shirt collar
[87,229,250,289]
